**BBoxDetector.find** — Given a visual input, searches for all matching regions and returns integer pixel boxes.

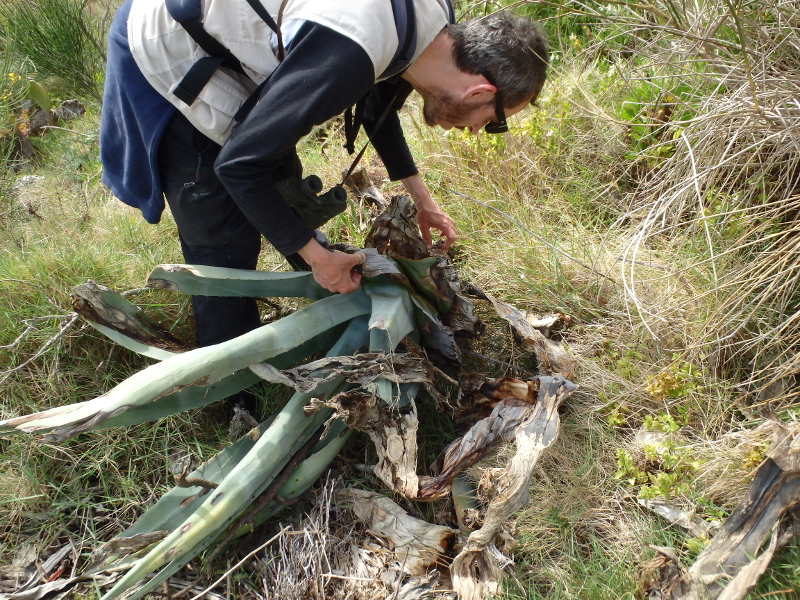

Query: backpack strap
[165,0,278,106]
[343,0,455,154]
[379,0,417,80]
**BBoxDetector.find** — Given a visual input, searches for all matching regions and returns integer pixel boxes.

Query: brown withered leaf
[452,375,577,600]
[417,397,535,501]
[458,376,539,420]
[83,530,171,573]
[338,488,457,576]
[364,196,429,260]
[304,390,380,430]
[72,281,186,352]
[646,423,800,600]
[342,166,387,209]
[449,549,503,600]
[486,295,575,379]
[368,401,422,499]
[254,352,438,400]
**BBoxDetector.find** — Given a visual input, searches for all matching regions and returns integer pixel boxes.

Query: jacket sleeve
[361,78,418,181]
[215,22,380,256]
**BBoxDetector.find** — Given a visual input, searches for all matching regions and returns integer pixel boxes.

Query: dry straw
[588,0,800,408]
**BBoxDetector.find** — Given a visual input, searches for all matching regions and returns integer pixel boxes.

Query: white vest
[128,0,450,144]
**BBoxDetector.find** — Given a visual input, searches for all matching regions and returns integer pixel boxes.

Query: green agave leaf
[0,291,370,440]
[25,79,50,111]
[93,324,347,432]
[394,256,453,313]
[95,370,260,432]
[89,322,176,360]
[147,264,332,300]
[407,291,459,361]
[227,418,353,539]
[115,412,352,600]
[123,420,276,539]
[100,317,371,600]
[363,281,414,353]
[362,281,415,406]
[122,402,359,600]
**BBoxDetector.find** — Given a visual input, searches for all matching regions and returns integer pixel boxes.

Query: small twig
[40,125,95,138]
[432,365,459,386]
[390,550,410,600]
[462,350,535,378]
[0,314,76,352]
[0,278,40,289]
[187,527,291,600]
[170,577,204,600]
[175,465,218,498]
[121,287,149,298]
[321,574,379,581]
[0,313,79,383]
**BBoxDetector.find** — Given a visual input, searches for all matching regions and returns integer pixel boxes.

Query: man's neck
[401,28,458,92]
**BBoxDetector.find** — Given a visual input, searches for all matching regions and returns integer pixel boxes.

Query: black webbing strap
[340,90,400,185]
[243,0,279,33]
[340,0,455,174]
[165,0,278,106]
[343,99,367,155]
[379,0,417,79]
[173,56,233,106]
[178,17,246,65]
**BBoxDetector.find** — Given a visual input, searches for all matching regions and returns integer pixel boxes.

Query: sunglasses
[482,70,508,134]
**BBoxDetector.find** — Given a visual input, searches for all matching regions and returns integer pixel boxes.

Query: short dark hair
[448,11,549,107]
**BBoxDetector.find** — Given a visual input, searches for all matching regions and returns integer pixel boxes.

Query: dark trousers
[158,112,262,347]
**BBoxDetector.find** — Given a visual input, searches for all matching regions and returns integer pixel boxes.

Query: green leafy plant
[0,0,104,103]
[646,357,705,402]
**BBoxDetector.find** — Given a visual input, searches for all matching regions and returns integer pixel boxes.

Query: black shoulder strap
[379,0,417,80]
[165,0,278,106]
[379,0,455,79]
[242,0,279,33]
[345,0,455,154]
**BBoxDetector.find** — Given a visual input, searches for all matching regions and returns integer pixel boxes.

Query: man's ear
[462,82,496,102]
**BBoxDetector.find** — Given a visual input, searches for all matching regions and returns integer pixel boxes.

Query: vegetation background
[0,0,799,597]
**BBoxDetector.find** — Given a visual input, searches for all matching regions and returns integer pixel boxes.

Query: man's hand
[297,238,365,294]
[401,174,457,251]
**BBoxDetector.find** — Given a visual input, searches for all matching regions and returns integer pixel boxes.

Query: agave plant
[0,217,472,600]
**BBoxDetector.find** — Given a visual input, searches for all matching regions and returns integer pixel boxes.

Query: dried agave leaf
[648,423,800,600]
[364,196,429,260]
[338,488,456,576]
[524,312,572,337]
[418,397,536,501]
[72,281,186,358]
[368,400,421,499]
[638,499,714,538]
[342,166,387,208]
[84,531,170,574]
[1,574,119,600]
[486,295,576,379]
[452,375,577,599]
[449,548,502,600]
[358,248,407,280]
[395,571,456,600]
[250,352,438,400]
